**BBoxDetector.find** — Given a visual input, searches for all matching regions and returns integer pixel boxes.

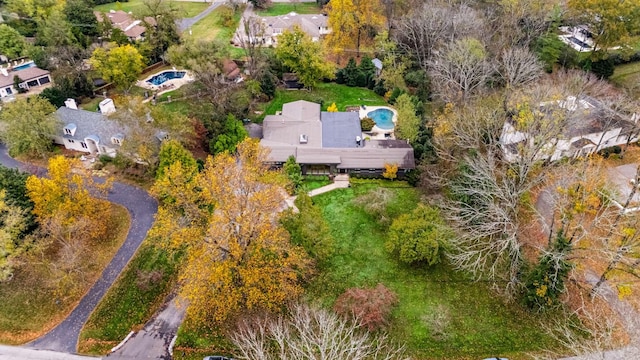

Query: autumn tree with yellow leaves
[151,139,311,326]
[325,0,386,58]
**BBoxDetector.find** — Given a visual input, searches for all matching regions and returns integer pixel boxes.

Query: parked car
[203,356,234,360]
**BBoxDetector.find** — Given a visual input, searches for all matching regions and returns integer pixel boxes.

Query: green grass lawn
[0,205,130,345]
[611,61,640,93]
[78,243,182,354]
[255,3,323,16]
[303,175,331,191]
[308,180,558,359]
[182,6,244,58]
[261,83,387,120]
[94,0,209,18]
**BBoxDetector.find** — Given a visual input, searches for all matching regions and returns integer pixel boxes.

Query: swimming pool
[12,61,36,71]
[367,108,395,130]
[146,71,186,86]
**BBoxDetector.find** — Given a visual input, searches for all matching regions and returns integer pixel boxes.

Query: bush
[361,117,375,131]
[352,188,396,225]
[333,283,399,331]
[386,204,451,265]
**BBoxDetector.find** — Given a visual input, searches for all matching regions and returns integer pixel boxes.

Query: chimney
[64,98,78,110]
[99,98,116,115]
[0,67,7,77]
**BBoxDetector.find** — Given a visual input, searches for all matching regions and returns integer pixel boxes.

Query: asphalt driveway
[0,144,158,354]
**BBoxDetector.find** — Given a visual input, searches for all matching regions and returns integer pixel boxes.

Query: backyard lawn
[611,61,640,96]
[255,3,323,16]
[261,83,387,120]
[94,0,208,18]
[182,6,244,58]
[309,180,559,359]
[0,205,130,345]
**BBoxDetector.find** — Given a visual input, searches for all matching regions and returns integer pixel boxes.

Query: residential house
[0,63,52,100]
[222,59,243,83]
[558,25,594,52]
[235,12,330,46]
[94,10,156,42]
[500,96,640,162]
[52,99,126,157]
[260,100,415,175]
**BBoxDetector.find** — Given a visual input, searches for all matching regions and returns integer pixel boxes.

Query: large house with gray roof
[52,100,126,157]
[235,12,330,47]
[260,100,415,176]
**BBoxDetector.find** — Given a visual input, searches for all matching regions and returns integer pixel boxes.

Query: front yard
[94,0,209,18]
[0,204,130,344]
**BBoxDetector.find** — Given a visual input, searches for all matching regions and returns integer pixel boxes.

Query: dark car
[203,356,234,360]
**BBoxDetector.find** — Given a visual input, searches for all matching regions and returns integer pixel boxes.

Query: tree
[282,155,303,194]
[498,47,543,90]
[0,24,27,59]
[90,44,144,92]
[327,102,338,112]
[567,0,640,60]
[394,2,483,71]
[325,0,385,57]
[230,303,407,360]
[281,193,335,262]
[156,140,198,180]
[0,97,59,158]
[333,284,398,331]
[275,26,335,89]
[248,0,270,9]
[382,163,398,180]
[211,115,248,155]
[0,190,32,281]
[65,0,99,43]
[361,117,375,131]
[394,93,420,143]
[36,9,78,47]
[174,139,311,325]
[140,0,181,64]
[386,204,451,265]
[428,38,493,103]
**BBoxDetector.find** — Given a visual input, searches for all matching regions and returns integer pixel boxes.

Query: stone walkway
[308,174,350,197]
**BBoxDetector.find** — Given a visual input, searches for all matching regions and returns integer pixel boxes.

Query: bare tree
[498,47,543,90]
[230,303,408,360]
[427,37,494,103]
[237,16,266,76]
[394,1,484,71]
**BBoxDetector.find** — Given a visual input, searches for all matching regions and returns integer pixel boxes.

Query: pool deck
[359,105,398,140]
[136,70,195,94]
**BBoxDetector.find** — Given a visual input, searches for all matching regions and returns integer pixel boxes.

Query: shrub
[352,188,396,225]
[386,204,451,265]
[361,117,375,131]
[333,283,399,331]
[382,163,398,180]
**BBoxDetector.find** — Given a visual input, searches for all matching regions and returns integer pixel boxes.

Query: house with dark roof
[0,64,52,100]
[500,96,640,162]
[52,99,126,157]
[235,12,330,47]
[260,100,415,175]
[94,10,156,41]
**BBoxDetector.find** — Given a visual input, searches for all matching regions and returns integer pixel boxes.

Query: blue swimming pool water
[146,71,186,86]
[12,62,36,71]
[367,108,395,130]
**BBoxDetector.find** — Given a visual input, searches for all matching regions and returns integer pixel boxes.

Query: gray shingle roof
[320,111,361,148]
[56,107,126,145]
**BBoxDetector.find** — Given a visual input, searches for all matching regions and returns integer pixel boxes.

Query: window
[112,137,121,145]
[64,128,72,135]
[67,139,75,144]
[5,87,11,95]
[81,142,88,149]
[27,79,39,87]
[38,76,50,85]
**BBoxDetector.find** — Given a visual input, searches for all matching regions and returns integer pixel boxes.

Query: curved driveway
[0,144,158,354]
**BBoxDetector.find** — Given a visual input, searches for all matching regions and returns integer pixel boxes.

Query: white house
[52,99,125,157]
[235,12,330,47]
[0,64,52,100]
[500,96,640,162]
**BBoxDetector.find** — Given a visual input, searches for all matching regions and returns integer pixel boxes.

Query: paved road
[0,345,100,360]
[0,144,158,354]
[106,295,186,360]
[178,0,225,32]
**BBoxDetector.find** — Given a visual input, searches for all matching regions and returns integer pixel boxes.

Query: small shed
[282,73,303,89]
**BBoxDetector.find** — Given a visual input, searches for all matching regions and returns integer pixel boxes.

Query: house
[222,59,242,83]
[558,25,594,52]
[0,63,52,100]
[52,99,126,157]
[235,12,330,46]
[260,100,415,175]
[500,96,640,163]
[94,10,156,42]
[607,164,640,214]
